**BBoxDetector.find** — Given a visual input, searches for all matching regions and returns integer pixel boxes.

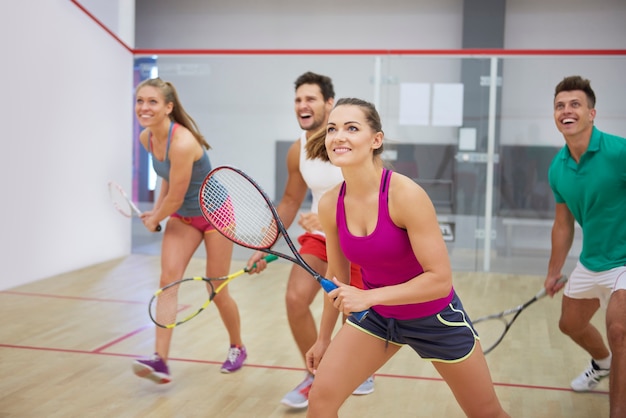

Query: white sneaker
[570,359,610,392]
[352,375,375,395]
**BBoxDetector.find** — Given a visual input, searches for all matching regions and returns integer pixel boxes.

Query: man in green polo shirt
[545,75,626,418]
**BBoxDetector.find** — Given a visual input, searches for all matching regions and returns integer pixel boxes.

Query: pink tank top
[336,168,453,319]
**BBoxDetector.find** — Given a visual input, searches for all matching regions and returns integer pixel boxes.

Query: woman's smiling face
[326,104,382,167]
[135,85,172,128]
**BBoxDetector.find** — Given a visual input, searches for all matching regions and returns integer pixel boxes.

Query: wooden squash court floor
[0,254,609,417]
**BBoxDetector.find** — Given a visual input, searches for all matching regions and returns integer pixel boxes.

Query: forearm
[547,224,575,277]
[317,293,341,342]
[152,197,184,222]
[365,272,452,307]
[275,198,301,230]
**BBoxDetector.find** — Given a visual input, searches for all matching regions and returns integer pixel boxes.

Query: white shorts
[566,261,626,308]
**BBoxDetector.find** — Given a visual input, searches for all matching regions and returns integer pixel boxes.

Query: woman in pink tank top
[304,98,509,418]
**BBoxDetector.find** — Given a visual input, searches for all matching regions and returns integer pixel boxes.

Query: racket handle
[319,278,369,322]
[535,274,568,298]
[320,277,337,293]
[245,254,278,272]
[155,225,162,232]
[351,310,369,322]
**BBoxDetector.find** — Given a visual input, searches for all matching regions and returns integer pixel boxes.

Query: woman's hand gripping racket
[198,165,368,322]
[108,181,161,232]
[149,254,278,328]
[472,275,568,354]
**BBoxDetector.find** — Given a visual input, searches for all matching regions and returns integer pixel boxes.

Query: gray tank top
[149,122,212,217]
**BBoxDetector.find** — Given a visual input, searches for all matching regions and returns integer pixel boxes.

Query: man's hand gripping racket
[472,275,568,354]
[198,165,368,322]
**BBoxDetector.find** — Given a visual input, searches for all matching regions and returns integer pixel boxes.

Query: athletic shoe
[132,353,171,384]
[281,373,314,408]
[352,375,375,395]
[220,345,247,373]
[570,359,610,392]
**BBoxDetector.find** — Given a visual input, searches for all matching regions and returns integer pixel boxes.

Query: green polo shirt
[548,126,626,271]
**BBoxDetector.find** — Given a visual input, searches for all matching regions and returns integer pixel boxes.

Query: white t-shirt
[298,131,344,234]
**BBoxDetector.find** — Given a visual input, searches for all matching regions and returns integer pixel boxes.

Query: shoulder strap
[163,122,176,159]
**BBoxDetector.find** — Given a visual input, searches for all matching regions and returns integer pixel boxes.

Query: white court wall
[504,0,625,50]
[132,0,626,198]
[0,0,134,290]
[1,0,622,290]
[134,0,464,50]
[500,0,626,147]
[134,0,625,51]
[133,0,466,199]
[77,0,136,47]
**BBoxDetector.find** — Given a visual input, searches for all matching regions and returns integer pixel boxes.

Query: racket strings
[200,172,279,248]
[473,317,508,354]
[150,279,216,327]
[109,183,133,217]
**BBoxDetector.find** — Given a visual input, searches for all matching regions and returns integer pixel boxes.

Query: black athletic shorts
[347,292,478,362]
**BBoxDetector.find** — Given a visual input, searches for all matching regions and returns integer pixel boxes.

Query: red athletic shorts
[297,232,363,289]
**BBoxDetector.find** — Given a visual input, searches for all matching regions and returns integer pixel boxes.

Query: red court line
[1,291,197,352]
[0,343,608,395]
[132,48,626,56]
[69,2,626,58]
[0,290,610,395]
[92,325,153,353]
[0,290,145,305]
[69,0,132,53]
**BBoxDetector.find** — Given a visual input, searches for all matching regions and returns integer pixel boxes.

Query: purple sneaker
[132,353,171,384]
[220,345,247,373]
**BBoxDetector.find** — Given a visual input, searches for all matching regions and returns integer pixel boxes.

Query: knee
[607,320,626,350]
[159,274,178,288]
[307,382,340,416]
[285,286,314,313]
[285,293,307,315]
[213,289,234,307]
[558,316,582,337]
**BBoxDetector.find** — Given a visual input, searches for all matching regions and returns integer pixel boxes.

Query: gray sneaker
[352,375,375,395]
[570,359,610,392]
[281,374,314,408]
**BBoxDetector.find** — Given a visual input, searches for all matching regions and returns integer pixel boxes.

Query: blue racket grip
[320,278,369,322]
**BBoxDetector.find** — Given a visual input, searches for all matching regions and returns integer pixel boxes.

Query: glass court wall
[135,52,626,275]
